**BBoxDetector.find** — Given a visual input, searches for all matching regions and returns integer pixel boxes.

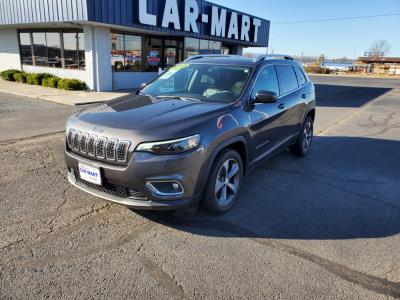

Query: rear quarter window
[294,66,307,86]
[276,65,299,95]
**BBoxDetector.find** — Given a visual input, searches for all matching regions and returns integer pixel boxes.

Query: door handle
[278,103,286,110]
[301,93,307,99]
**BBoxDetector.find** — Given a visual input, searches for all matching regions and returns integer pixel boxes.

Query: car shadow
[136,136,400,240]
[315,84,391,108]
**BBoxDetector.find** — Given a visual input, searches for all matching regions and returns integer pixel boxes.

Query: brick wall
[0,29,21,71]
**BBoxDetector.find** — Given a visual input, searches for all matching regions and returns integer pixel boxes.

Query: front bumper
[65,147,206,210]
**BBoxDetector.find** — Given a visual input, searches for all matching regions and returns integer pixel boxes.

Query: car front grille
[67,128,131,164]
[76,176,147,201]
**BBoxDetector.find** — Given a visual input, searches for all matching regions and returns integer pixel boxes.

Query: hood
[68,94,229,140]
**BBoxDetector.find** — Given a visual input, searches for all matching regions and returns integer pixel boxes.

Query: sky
[211,0,400,58]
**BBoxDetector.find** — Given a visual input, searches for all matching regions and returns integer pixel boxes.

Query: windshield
[142,64,252,104]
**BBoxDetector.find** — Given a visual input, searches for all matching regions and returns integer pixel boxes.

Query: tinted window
[19,33,33,65]
[63,32,85,70]
[32,32,48,66]
[251,65,280,101]
[276,65,299,95]
[294,66,307,86]
[46,32,62,68]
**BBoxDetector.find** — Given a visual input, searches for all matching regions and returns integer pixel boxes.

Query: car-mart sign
[136,0,269,45]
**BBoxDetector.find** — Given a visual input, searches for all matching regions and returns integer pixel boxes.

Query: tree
[367,40,391,57]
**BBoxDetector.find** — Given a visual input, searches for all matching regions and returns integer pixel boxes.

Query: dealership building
[0,0,270,91]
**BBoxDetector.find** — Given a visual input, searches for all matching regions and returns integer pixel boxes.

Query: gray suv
[65,55,316,214]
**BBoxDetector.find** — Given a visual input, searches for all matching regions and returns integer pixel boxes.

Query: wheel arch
[194,136,249,198]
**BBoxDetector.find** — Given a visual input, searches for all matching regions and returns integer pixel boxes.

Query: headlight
[136,135,201,155]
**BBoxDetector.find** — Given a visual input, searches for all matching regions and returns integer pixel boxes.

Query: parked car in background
[65,54,316,214]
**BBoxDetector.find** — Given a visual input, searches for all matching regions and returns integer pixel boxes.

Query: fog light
[146,181,184,196]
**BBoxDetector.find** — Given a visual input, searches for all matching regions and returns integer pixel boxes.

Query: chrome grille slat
[117,141,131,162]
[87,135,97,156]
[67,128,131,164]
[72,131,80,151]
[79,133,88,153]
[67,129,74,148]
[106,139,118,161]
[96,137,107,159]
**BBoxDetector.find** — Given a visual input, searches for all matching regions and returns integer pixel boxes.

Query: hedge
[42,76,60,88]
[304,65,331,74]
[13,72,27,83]
[1,69,87,91]
[26,73,54,85]
[58,79,87,91]
[0,69,21,81]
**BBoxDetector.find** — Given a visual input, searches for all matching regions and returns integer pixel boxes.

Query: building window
[63,32,85,70]
[18,30,85,70]
[184,37,199,58]
[210,41,222,54]
[184,38,222,59]
[32,32,48,66]
[19,33,33,65]
[46,32,62,68]
[112,33,142,72]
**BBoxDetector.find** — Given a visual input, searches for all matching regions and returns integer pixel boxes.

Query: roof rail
[184,54,242,62]
[254,54,294,63]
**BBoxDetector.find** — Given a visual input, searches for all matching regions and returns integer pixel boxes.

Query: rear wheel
[203,149,243,214]
[290,116,314,156]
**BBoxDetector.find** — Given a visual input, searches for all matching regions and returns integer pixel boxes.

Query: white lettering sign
[211,6,227,38]
[162,0,181,29]
[184,0,199,33]
[227,12,239,40]
[137,0,266,44]
[139,0,157,26]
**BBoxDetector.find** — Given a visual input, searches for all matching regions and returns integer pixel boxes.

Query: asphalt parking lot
[1,76,399,299]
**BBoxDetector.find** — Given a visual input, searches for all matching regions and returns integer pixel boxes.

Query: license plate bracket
[78,163,102,186]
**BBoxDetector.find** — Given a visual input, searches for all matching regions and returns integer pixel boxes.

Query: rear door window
[294,66,307,86]
[276,65,299,95]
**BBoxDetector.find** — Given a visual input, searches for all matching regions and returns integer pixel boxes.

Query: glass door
[164,47,177,68]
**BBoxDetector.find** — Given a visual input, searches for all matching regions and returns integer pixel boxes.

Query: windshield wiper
[156,95,201,102]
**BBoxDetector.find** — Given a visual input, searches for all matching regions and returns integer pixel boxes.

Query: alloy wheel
[303,120,313,152]
[215,159,241,207]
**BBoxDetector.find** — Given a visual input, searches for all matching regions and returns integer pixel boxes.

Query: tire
[290,116,314,157]
[202,149,244,214]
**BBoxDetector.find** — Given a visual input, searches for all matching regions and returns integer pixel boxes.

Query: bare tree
[367,40,392,57]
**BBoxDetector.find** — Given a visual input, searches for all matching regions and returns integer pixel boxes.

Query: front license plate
[79,163,102,186]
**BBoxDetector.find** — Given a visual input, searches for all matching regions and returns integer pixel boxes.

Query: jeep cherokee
[65,54,316,214]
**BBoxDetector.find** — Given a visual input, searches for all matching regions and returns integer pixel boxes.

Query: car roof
[184,55,299,67]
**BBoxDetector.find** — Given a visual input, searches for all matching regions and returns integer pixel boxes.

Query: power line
[273,13,400,25]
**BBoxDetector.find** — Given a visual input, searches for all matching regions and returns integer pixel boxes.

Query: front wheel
[202,149,243,214]
[290,116,314,156]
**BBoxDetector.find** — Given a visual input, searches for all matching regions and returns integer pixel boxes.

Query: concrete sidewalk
[0,79,129,106]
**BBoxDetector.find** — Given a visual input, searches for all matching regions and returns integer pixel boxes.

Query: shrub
[13,72,27,83]
[1,69,21,81]
[42,76,60,88]
[58,79,87,91]
[304,65,331,75]
[26,73,55,85]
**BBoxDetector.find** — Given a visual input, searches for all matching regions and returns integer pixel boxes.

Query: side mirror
[140,83,147,90]
[254,90,278,104]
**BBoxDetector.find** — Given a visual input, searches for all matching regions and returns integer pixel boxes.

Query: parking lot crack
[165,215,400,298]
